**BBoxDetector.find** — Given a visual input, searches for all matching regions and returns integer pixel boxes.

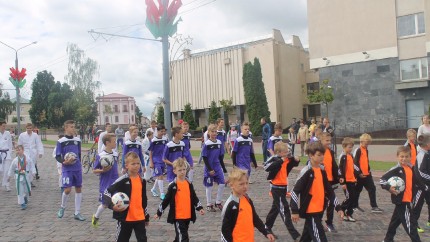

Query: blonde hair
[228,168,248,183]
[397,146,411,156]
[173,158,188,170]
[125,152,139,164]
[359,133,372,142]
[274,142,288,153]
[342,137,354,148]
[406,129,417,137]
[320,132,332,139]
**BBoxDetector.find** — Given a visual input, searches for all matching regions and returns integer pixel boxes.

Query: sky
[0,0,308,117]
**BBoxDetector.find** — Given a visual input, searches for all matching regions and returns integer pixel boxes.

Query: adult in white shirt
[0,120,13,191]
[97,123,112,154]
[418,115,430,138]
[17,123,43,183]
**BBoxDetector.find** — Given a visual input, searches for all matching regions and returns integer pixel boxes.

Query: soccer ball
[100,155,114,167]
[112,192,129,209]
[387,176,405,193]
[64,152,77,165]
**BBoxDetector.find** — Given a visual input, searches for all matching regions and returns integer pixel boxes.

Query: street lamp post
[0,41,37,133]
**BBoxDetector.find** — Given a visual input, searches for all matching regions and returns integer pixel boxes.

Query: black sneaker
[206,205,216,212]
[371,207,383,213]
[215,202,223,211]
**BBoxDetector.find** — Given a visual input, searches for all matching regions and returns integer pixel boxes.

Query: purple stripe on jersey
[149,137,168,164]
[182,133,191,154]
[163,141,185,162]
[268,136,283,152]
[94,151,119,193]
[202,139,223,175]
[233,136,254,167]
[122,140,144,167]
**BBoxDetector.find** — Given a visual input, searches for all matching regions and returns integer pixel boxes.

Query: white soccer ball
[100,155,114,167]
[112,192,129,209]
[64,152,77,165]
[387,176,405,193]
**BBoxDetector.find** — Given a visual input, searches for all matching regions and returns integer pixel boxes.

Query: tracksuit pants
[300,213,327,242]
[355,174,378,208]
[384,203,420,242]
[341,182,356,216]
[325,182,337,225]
[265,187,300,240]
[116,220,147,242]
[412,189,430,225]
[174,220,190,242]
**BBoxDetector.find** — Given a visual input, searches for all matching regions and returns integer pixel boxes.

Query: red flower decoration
[9,67,27,81]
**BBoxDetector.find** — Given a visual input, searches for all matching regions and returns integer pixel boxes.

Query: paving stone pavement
[1,148,430,242]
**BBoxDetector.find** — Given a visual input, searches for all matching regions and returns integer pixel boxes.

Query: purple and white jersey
[202,139,223,175]
[122,139,144,168]
[233,136,254,167]
[149,136,168,164]
[94,150,119,193]
[56,136,82,172]
[182,132,192,155]
[217,130,226,143]
[268,135,283,153]
[163,141,185,163]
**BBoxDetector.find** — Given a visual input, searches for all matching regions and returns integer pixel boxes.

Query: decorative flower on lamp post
[145,0,182,39]
[9,67,27,89]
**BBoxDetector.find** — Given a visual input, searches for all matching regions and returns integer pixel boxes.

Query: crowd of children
[6,116,430,242]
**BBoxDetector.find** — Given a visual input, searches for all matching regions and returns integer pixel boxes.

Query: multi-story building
[308,0,430,133]
[170,29,318,127]
[7,97,31,125]
[96,93,136,126]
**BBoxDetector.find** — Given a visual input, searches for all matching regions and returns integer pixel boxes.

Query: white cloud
[0,0,308,117]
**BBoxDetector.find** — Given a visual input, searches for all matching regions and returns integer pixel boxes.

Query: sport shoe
[326,223,337,233]
[418,227,425,233]
[74,213,86,221]
[343,216,356,222]
[57,207,65,218]
[206,205,216,212]
[5,186,11,192]
[36,174,40,180]
[215,202,223,211]
[20,204,27,210]
[371,207,383,213]
[353,206,364,212]
[24,196,28,205]
[160,193,166,200]
[151,188,159,197]
[91,214,99,228]
[31,182,36,188]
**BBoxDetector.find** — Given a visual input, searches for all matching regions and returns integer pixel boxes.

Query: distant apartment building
[96,93,136,126]
[307,0,430,132]
[170,29,318,127]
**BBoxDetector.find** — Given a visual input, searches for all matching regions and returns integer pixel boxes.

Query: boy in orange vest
[353,133,383,213]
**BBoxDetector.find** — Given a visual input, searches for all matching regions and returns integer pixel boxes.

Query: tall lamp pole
[0,41,37,133]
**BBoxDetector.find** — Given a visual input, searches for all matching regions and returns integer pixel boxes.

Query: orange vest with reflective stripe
[175,180,191,219]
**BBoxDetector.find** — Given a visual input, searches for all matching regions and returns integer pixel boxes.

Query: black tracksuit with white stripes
[380,164,423,242]
[412,147,430,228]
[290,164,342,242]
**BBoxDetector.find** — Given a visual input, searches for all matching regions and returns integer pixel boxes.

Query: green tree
[220,98,234,130]
[183,103,197,130]
[65,43,100,126]
[135,105,143,124]
[243,58,270,135]
[208,100,220,124]
[307,79,334,118]
[47,82,74,128]
[0,85,14,121]
[29,70,55,127]
[157,105,165,125]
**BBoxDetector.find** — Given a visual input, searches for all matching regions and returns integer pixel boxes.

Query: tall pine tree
[157,105,165,125]
[183,103,197,130]
[208,100,220,124]
[243,58,270,135]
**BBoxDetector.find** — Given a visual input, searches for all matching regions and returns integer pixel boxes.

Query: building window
[105,116,109,123]
[131,115,134,123]
[308,104,321,118]
[115,116,119,123]
[124,115,129,123]
[377,65,390,73]
[114,105,118,112]
[123,105,128,112]
[306,82,320,95]
[400,58,428,81]
[397,13,425,37]
[131,104,134,110]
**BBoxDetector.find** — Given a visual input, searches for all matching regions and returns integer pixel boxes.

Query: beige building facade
[7,97,31,126]
[170,29,318,127]
[307,0,430,133]
[96,93,137,126]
